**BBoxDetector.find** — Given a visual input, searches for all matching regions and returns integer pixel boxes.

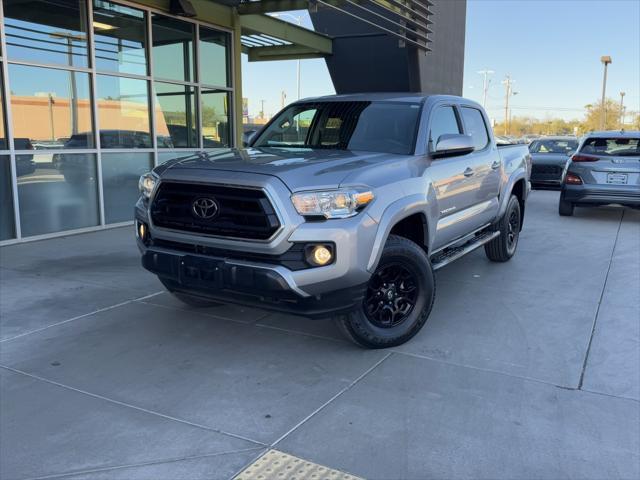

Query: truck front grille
[150,182,281,240]
[532,164,562,175]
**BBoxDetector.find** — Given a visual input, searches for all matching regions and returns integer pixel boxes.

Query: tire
[558,195,574,216]
[485,194,521,262]
[334,235,436,349]
[159,277,222,308]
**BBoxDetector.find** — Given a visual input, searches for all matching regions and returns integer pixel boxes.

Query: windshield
[252,101,422,155]
[529,139,578,154]
[580,137,640,157]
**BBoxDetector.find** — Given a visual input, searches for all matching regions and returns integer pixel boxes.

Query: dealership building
[0,0,465,243]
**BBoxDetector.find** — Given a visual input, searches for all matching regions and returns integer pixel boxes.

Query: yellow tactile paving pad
[234,449,364,480]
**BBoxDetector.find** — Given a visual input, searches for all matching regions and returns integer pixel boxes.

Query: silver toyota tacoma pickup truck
[135,94,531,348]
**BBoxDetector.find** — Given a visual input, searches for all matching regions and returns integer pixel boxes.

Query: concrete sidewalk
[1,190,638,480]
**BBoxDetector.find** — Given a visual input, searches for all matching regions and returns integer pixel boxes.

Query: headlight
[291,189,374,219]
[138,172,158,199]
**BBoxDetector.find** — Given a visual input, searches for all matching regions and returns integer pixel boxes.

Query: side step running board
[430,230,501,271]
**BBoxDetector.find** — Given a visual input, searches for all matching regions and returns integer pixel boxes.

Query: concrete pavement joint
[18,447,267,480]
[227,449,271,480]
[390,349,639,403]
[578,208,624,390]
[0,291,165,343]
[136,299,272,326]
[270,352,393,448]
[0,365,268,448]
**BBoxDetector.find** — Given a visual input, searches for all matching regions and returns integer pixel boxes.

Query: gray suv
[135,94,531,348]
[559,131,640,216]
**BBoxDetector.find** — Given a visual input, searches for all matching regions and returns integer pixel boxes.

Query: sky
[241,0,640,123]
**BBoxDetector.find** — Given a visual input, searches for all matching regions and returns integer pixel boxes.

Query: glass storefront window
[3,0,89,68]
[9,64,94,150]
[200,27,229,87]
[154,82,197,148]
[93,0,148,76]
[96,75,151,148]
[152,14,195,82]
[101,152,152,223]
[0,156,16,240]
[201,90,230,148]
[18,153,99,237]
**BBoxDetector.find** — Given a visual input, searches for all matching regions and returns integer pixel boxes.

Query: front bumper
[562,184,640,207]
[140,246,367,318]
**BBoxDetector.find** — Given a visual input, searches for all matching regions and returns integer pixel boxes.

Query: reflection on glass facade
[152,14,195,82]
[0,156,16,240]
[96,75,151,148]
[0,68,6,150]
[9,64,94,150]
[155,82,197,148]
[200,27,229,87]
[0,0,233,241]
[93,1,148,76]
[202,90,230,148]
[4,0,89,68]
[101,152,152,223]
[18,154,99,237]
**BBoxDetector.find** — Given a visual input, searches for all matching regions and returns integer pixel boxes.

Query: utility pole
[281,90,287,109]
[477,69,494,108]
[502,75,514,135]
[619,91,626,128]
[259,99,266,119]
[600,56,612,129]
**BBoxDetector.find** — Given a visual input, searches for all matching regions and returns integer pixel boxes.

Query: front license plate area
[180,256,222,288]
[607,173,628,185]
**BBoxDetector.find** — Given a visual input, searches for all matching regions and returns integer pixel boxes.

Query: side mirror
[242,130,257,147]
[432,134,475,159]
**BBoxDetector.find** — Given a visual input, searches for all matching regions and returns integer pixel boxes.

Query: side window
[461,107,489,150]
[259,108,317,146]
[429,106,461,148]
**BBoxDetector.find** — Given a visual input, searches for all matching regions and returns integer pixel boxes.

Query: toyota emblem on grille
[192,197,219,220]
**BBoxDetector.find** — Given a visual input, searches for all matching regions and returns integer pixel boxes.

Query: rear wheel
[485,194,521,262]
[159,277,222,307]
[334,235,435,349]
[558,195,574,216]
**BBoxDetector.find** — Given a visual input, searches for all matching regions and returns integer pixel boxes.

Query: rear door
[459,106,501,220]
[427,104,487,249]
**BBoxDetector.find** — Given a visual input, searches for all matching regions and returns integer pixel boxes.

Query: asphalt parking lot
[1,190,639,480]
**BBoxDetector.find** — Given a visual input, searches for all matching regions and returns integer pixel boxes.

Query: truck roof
[294,92,463,104]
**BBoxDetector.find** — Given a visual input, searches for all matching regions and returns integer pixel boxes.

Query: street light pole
[477,69,494,109]
[502,75,515,135]
[619,91,626,128]
[273,13,302,101]
[600,56,612,129]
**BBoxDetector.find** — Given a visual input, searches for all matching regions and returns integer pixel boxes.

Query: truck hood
[158,147,401,191]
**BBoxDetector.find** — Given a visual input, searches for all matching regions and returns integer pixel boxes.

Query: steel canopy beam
[240,13,332,53]
[247,44,328,61]
[237,0,310,14]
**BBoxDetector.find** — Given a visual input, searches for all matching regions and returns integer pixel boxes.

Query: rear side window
[581,137,640,156]
[461,107,490,150]
[429,106,461,146]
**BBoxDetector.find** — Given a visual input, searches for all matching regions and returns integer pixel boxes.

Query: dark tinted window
[461,107,489,150]
[529,139,578,154]
[429,106,460,146]
[254,102,421,155]
[581,137,640,156]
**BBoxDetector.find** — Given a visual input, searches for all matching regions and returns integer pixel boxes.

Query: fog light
[307,245,333,266]
[137,221,148,241]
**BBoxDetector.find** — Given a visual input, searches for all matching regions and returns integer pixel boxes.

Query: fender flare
[366,193,435,272]
[497,170,528,219]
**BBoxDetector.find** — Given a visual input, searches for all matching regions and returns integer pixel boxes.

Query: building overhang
[206,0,431,61]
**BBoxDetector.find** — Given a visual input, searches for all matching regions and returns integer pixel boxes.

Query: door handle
[491,161,501,170]
[463,167,474,177]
